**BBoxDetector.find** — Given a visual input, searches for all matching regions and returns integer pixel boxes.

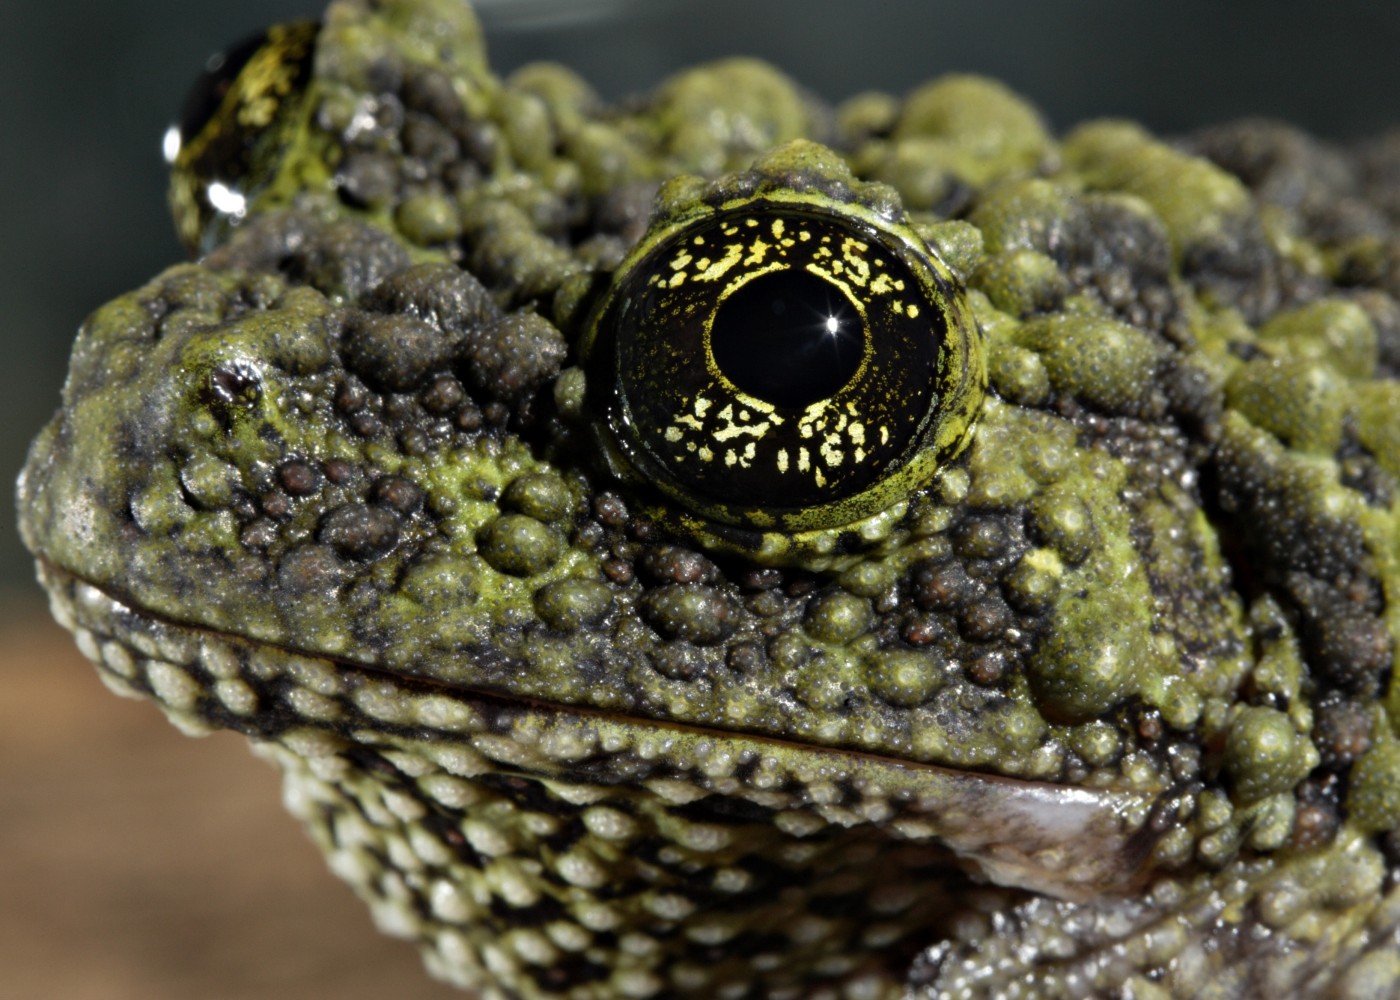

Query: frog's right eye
[165,21,319,254]
[581,195,985,534]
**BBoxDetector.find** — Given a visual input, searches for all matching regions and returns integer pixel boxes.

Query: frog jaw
[36,548,1164,905]
[42,557,1400,1000]
[39,557,1163,995]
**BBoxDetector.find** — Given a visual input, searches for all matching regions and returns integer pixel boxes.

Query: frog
[17,0,1400,996]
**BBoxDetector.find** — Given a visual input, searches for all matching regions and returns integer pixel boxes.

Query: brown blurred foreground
[0,597,463,999]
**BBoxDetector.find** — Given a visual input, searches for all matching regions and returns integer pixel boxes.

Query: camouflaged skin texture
[17,0,1400,997]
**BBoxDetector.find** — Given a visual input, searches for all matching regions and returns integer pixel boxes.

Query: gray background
[5,0,1400,595]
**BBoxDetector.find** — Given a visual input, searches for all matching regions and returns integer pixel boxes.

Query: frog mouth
[36,556,1168,904]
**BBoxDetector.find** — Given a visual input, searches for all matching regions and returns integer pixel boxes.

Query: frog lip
[36,555,1168,904]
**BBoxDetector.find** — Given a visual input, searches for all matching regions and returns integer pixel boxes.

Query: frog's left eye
[165,21,319,254]
[583,199,983,532]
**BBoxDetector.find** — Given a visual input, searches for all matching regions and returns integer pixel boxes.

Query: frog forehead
[18,0,1400,893]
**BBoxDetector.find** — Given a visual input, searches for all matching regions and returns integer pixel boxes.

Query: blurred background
[2,1,1399,997]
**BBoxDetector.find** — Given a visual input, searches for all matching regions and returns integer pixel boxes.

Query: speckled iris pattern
[579,154,985,535]
[17,0,1400,997]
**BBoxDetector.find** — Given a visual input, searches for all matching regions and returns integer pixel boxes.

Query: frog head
[19,1,1400,996]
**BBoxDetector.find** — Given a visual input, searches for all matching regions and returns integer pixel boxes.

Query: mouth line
[36,554,1166,900]
[38,558,928,764]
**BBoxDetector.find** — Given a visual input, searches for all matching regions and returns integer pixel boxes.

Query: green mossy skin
[1224,706,1320,804]
[1013,313,1167,418]
[852,74,1052,212]
[917,218,984,282]
[18,1,1400,996]
[1347,741,1400,834]
[1062,121,1253,264]
[1226,354,1349,456]
[649,59,824,176]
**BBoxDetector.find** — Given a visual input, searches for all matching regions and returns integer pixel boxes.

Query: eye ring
[582,193,984,533]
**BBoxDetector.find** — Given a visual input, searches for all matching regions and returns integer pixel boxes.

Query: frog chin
[35,555,1163,906]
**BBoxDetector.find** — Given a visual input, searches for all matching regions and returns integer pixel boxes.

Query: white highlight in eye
[161,125,182,164]
[206,181,247,217]
[824,315,840,335]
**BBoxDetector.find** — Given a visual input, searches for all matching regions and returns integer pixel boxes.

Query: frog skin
[18,0,1400,997]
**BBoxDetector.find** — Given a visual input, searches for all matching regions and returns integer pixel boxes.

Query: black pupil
[709,269,864,408]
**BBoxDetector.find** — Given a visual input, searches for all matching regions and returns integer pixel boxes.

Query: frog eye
[165,21,319,254]
[584,201,983,532]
